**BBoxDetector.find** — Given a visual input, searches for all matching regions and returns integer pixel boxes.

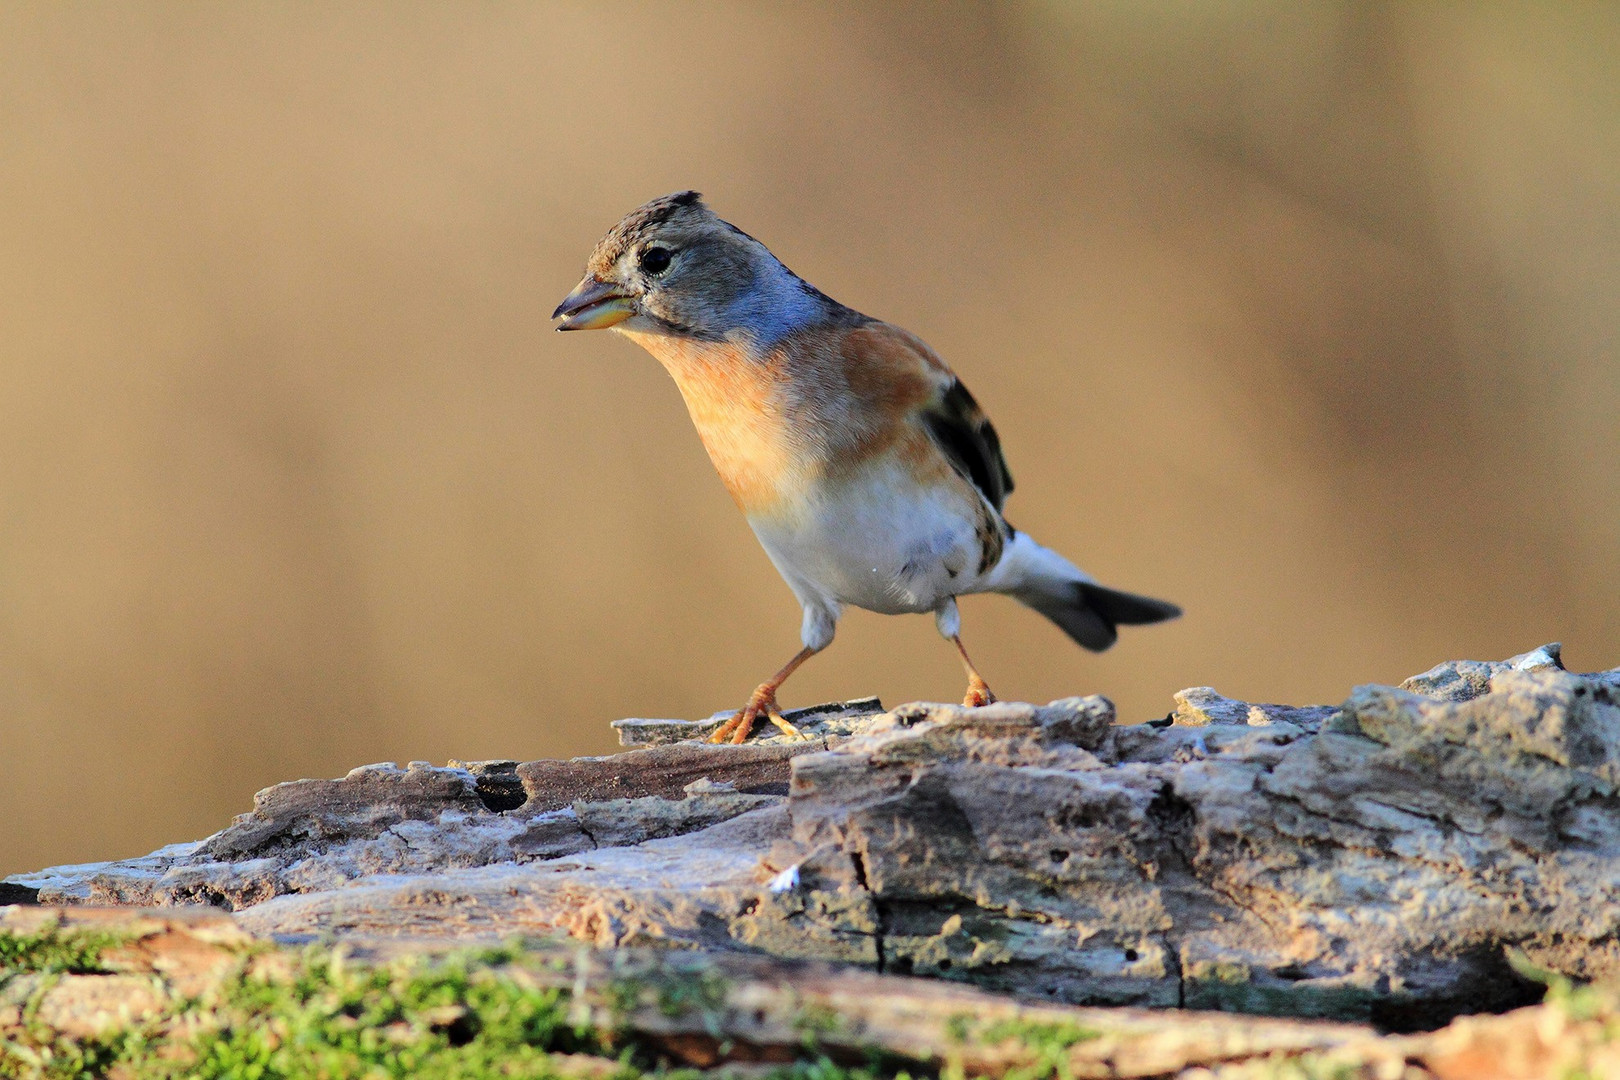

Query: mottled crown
[575,190,858,342]
[584,190,710,277]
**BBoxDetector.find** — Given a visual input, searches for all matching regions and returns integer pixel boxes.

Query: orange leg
[707,644,821,744]
[952,635,996,708]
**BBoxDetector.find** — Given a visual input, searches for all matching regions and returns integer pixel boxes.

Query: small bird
[553,192,1179,743]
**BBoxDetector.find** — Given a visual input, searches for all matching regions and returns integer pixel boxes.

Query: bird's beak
[551,276,636,331]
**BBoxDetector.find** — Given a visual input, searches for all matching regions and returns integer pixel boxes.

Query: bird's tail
[988,530,1181,652]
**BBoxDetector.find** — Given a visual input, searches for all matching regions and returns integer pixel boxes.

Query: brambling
[553,191,1180,743]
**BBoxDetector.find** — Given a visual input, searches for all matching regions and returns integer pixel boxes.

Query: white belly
[747,459,982,616]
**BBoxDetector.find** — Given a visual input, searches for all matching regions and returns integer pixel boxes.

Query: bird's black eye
[638,246,673,275]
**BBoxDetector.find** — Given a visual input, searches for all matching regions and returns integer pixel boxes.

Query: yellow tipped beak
[552,276,636,331]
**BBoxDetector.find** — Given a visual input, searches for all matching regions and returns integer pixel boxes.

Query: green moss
[792,1001,842,1046]
[1508,947,1620,1072]
[0,933,933,1080]
[940,1013,1099,1080]
[768,1060,916,1080]
[1231,1055,1366,1080]
[1180,957,1400,1021]
[1509,948,1611,1024]
[0,938,636,1079]
[0,922,127,975]
[0,1024,154,1080]
[0,923,146,1077]
[182,946,637,1079]
[652,968,729,1022]
[1198,959,1252,984]
[985,1017,1100,1080]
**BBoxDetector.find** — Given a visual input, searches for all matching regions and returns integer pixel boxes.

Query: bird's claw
[707,686,805,743]
[963,675,996,709]
[764,706,804,740]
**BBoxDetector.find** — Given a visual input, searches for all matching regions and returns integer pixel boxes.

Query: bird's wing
[830,321,1015,513]
[918,374,1015,512]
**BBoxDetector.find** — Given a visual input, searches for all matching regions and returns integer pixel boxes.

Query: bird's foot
[707,684,805,744]
[963,674,996,708]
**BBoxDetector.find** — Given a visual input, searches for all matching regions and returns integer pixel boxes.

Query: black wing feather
[921,379,1015,512]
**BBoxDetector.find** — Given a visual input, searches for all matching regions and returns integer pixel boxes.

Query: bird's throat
[620,330,808,518]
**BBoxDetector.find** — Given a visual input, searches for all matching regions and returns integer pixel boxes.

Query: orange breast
[621,331,805,516]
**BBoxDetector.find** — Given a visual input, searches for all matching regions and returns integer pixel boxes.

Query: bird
[552,191,1180,744]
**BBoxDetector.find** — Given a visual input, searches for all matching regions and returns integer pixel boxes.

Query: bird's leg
[952,635,997,708]
[708,644,820,744]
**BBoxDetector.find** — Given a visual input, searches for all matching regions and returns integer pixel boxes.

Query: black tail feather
[1023,581,1181,652]
[1078,582,1183,627]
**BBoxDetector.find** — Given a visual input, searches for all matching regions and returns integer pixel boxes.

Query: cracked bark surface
[7,645,1620,1031]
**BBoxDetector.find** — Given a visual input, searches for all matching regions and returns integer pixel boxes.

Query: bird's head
[552,191,830,344]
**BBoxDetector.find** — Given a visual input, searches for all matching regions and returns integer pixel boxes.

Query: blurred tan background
[1,2,1616,876]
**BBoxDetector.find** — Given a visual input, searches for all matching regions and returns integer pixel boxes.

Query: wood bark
[7,645,1620,1038]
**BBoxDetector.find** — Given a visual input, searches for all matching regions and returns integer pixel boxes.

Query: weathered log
[7,645,1620,1033]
